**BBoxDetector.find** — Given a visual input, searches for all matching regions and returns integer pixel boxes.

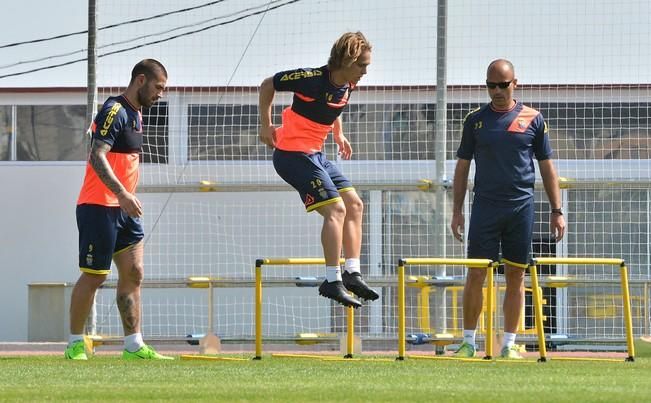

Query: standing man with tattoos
[64,59,172,360]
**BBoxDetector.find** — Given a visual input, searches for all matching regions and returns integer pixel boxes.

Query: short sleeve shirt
[77,95,143,206]
[272,66,355,153]
[456,101,552,202]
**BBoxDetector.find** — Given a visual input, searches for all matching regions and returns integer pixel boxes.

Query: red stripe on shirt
[507,105,539,133]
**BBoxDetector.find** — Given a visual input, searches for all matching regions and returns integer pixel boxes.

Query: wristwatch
[551,208,563,215]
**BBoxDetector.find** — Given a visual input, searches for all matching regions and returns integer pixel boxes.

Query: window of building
[0,106,11,160]
[15,105,88,161]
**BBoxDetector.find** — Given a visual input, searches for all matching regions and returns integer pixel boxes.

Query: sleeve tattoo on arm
[89,140,123,196]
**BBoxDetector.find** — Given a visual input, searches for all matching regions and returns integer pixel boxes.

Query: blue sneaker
[122,344,173,360]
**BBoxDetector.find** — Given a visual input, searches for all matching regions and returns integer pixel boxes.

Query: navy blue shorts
[273,149,353,212]
[467,196,534,268]
[76,204,144,274]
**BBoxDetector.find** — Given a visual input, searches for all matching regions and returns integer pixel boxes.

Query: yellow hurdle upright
[254,258,350,360]
[396,258,497,360]
[528,257,635,362]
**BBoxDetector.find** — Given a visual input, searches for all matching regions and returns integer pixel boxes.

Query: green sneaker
[64,340,88,360]
[500,344,524,359]
[454,342,476,358]
[122,344,174,360]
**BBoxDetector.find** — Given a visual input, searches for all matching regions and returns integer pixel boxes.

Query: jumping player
[258,32,379,308]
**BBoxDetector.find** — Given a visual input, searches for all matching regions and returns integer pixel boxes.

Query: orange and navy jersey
[77,95,143,207]
[273,65,354,153]
[456,101,553,202]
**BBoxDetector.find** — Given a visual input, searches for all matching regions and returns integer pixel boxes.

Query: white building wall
[0,165,84,341]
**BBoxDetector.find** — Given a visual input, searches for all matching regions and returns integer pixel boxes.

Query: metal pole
[433,0,448,334]
[397,262,406,360]
[485,262,495,359]
[529,264,548,362]
[83,0,99,335]
[86,0,98,141]
[345,305,354,358]
[254,263,262,359]
[368,190,383,334]
[620,264,636,360]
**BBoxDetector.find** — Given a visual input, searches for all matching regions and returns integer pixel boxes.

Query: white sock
[124,332,145,352]
[68,334,84,345]
[344,258,361,274]
[325,266,342,282]
[463,329,476,347]
[502,332,516,349]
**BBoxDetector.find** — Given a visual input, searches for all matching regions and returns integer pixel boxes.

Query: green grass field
[1,354,650,402]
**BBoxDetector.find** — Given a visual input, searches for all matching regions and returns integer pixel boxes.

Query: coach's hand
[117,191,143,218]
[259,125,277,148]
[451,211,465,242]
[550,212,566,242]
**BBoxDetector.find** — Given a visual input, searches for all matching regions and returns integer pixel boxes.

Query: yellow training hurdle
[254,258,355,360]
[397,258,498,360]
[252,256,635,363]
[528,257,636,362]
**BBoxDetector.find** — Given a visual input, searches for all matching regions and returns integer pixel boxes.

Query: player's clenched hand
[117,191,143,218]
[259,125,277,148]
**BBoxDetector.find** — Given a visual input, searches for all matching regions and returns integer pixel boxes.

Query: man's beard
[137,89,152,108]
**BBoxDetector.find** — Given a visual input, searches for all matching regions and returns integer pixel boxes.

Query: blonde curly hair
[327,32,372,71]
